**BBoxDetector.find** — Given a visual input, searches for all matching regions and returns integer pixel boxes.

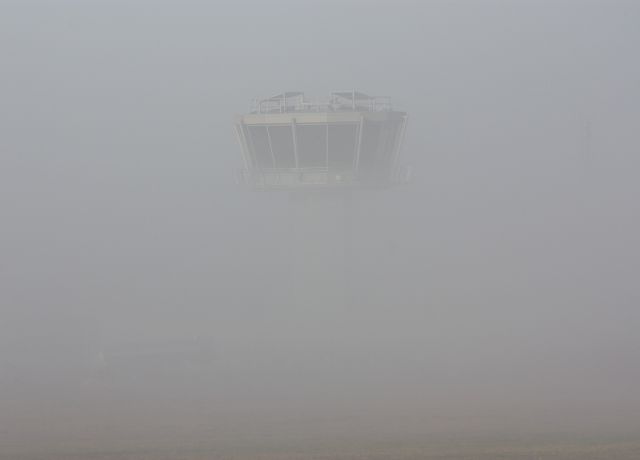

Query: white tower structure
[233,91,408,310]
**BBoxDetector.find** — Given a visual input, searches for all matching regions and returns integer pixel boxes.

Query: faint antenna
[585,121,592,158]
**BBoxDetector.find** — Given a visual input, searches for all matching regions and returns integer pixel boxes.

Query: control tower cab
[234,91,408,190]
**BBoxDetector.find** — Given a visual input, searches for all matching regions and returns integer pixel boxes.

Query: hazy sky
[1,0,639,437]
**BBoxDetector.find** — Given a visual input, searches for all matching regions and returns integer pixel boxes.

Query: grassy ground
[5,440,640,460]
[3,404,639,460]
[2,381,639,460]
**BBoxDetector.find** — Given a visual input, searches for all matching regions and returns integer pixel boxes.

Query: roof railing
[249,91,393,114]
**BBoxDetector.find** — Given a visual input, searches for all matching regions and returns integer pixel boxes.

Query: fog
[1,1,639,458]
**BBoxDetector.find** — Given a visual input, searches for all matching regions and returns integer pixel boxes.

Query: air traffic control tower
[234,91,408,190]
[233,91,408,309]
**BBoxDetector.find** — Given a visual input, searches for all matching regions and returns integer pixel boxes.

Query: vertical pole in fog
[342,189,353,308]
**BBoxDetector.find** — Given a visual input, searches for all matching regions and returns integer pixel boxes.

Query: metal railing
[250,92,393,114]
